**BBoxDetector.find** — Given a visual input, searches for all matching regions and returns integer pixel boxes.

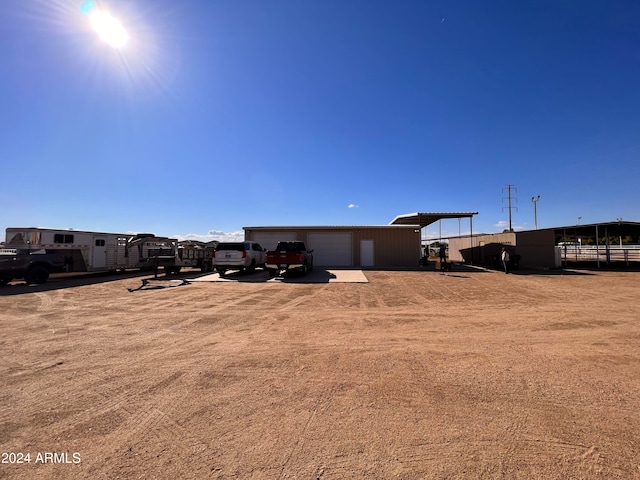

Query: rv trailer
[4,227,139,273]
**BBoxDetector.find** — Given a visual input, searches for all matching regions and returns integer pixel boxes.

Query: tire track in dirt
[80,371,215,476]
[465,272,571,308]
[277,391,327,479]
[392,438,605,474]
[34,291,56,309]
[390,347,609,475]
[277,356,343,479]
[58,374,141,429]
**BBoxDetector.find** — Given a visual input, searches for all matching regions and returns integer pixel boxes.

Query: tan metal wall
[449,232,515,265]
[353,227,421,268]
[244,226,421,268]
[514,230,557,268]
[449,230,557,269]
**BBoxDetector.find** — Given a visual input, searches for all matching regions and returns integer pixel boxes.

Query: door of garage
[360,239,374,267]
[252,232,297,251]
[308,232,352,267]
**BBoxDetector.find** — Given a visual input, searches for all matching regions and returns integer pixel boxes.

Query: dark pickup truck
[0,251,67,285]
[264,241,314,276]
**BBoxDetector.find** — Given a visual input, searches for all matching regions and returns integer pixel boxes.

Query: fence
[557,245,640,265]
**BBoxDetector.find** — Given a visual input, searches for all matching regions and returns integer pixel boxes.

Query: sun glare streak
[82,1,128,48]
[90,10,129,47]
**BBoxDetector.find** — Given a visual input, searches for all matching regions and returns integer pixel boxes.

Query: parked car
[264,241,314,276]
[212,241,265,275]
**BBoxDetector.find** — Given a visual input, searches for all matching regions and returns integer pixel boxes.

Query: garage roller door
[252,232,297,251]
[308,233,352,267]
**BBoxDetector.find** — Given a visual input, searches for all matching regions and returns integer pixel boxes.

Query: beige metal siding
[250,232,297,251]
[353,227,420,268]
[449,232,516,265]
[449,230,557,269]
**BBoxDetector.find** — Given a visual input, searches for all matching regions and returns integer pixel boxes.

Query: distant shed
[243,225,421,268]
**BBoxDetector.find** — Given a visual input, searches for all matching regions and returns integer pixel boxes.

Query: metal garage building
[244,212,478,268]
[243,225,421,268]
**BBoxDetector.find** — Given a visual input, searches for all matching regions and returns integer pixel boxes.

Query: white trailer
[4,227,139,273]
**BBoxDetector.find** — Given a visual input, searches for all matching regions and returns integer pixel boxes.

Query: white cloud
[348,204,359,209]
[493,221,524,232]
[172,230,244,243]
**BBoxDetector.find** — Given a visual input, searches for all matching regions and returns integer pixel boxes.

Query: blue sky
[2,0,639,242]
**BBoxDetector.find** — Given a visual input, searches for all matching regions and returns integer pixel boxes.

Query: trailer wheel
[25,265,49,284]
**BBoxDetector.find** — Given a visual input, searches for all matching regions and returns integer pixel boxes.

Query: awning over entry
[390,212,478,228]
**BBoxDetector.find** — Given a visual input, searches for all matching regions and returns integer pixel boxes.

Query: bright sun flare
[83,2,129,48]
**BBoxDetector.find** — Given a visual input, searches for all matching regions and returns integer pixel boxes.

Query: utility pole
[502,185,518,232]
[531,195,540,230]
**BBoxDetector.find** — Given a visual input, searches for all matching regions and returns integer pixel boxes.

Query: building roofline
[390,212,479,228]
[244,224,420,230]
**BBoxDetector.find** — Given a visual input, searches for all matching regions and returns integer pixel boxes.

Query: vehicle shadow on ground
[505,269,596,276]
[190,268,351,283]
[449,263,596,276]
[0,269,163,296]
[210,270,270,283]
[272,269,338,283]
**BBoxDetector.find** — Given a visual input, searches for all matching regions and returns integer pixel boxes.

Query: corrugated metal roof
[390,212,478,228]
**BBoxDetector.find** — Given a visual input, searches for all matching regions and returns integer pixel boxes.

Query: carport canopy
[390,212,478,228]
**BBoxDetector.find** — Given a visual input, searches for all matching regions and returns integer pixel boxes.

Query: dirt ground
[1,266,640,479]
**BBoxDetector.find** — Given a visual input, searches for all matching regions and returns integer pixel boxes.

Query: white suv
[213,241,265,275]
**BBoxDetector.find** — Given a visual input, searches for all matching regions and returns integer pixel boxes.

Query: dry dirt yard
[1,266,640,479]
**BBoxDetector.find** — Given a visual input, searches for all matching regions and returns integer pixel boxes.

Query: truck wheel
[247,260,256,273]
[216,268,226,276]
[25,265,49,284]
[267,268,277,277]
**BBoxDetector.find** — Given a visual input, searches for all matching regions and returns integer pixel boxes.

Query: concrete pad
[188,269,368,283]
[269,269,369,283]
